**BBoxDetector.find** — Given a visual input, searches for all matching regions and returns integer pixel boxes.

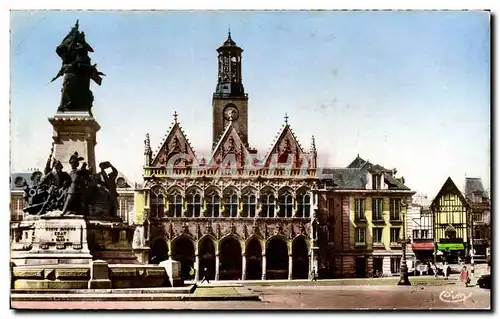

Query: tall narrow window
[150,188,165,218]
[206,192,220,218]
[242,193,257,218]
[372,174,382,190]
[186,190,202,217]
[356,228,366,243]
[373,228,383,243]
[224,191,238,217]
[278,190,293,218]
[354,199,365,221]
[390,227,401,243]
[169,190,183,217]
[390,199,401,221]
[262,193,275,218]
[372,198,383,220]
[297,192,311,218]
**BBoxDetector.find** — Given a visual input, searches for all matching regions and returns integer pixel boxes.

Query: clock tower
[212,31,249,148]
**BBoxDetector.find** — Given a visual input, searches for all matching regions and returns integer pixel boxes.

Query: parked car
[477,274,491,289]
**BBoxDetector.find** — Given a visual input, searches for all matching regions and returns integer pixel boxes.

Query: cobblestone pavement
[12,284,490,310]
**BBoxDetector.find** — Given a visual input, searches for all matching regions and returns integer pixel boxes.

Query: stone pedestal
[88,260,111,289]
[159,259,182,287]
[133,247,150,264]
[48,112,100,173]
[11,214,138,266]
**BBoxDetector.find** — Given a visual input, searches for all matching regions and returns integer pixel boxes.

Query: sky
[9,10,490,198]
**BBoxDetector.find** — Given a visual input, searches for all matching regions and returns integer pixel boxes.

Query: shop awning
[437,243,465,251]
[411,242,435,251]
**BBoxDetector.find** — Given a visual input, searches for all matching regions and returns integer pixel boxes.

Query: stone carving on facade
[182,222,190,236]
[243,224,248,239]
[251,219,260,237]
[51,20,105,115]
[205,223,213,236]
[274,222,284,236]
[300,222,306,236]
[216,223,221,239]
[167,223,174,239]
[196,223,201,239]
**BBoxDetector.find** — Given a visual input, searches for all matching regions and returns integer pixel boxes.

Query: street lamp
[398,198,411,286]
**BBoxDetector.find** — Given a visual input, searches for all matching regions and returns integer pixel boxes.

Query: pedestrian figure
[311,269,318,281]
[189,266,195,280]
[443,262,449,279]
[200,267,210,284]
[460,265,470,287]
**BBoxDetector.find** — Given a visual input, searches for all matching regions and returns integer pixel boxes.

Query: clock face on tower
[224,105,239,121]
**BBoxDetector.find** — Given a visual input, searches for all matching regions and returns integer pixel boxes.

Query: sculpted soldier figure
[51,20,105,115]
[61,152,90,216]
[97,161,119,216]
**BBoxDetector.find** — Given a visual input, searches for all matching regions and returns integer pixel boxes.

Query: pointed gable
[211,122,250,168]
[263,114,308,169]
[151,113,197,168]
[347,154,367,169]
[431,177,469,210]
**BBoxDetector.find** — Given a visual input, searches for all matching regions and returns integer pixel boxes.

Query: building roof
[465,177,488,201]
[319,168,367,189]
[217,31,243,52]
[345,155,410,190]
[430,177,469,210]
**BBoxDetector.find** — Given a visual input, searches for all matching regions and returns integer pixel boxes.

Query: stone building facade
[132,33,415,280]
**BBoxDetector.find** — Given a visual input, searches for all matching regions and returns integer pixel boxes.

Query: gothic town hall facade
[133,33,415,281]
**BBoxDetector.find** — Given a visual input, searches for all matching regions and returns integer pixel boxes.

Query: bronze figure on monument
[51,20,105,115]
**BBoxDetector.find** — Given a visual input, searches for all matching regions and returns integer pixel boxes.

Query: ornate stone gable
[264,123,308,169]
[211,122,250,168]
[151,120,197,168]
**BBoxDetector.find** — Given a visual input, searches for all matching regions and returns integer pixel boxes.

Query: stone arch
[149,236,169,264]
[291,234,311,250]
[244,234,265,254]
[222,185,240,197]
[166,185,184,196]
[292,235,309,279]
[170,235,196,280]
[266,236,289,280]
[198,235,216,281]
[204,185,222,197]
[266,234,290,255]
[245,236,263,280]
[241,186,258,196]
[149,184,167,194]
[219,235,243,280]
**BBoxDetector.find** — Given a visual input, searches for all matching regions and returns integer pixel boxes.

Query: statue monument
[11,21,182,291]
[11,21,136,267]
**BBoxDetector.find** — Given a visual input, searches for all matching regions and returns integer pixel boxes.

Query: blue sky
[10,10,490,197]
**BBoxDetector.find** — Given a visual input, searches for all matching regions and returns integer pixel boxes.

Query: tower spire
[311,135,317,154]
